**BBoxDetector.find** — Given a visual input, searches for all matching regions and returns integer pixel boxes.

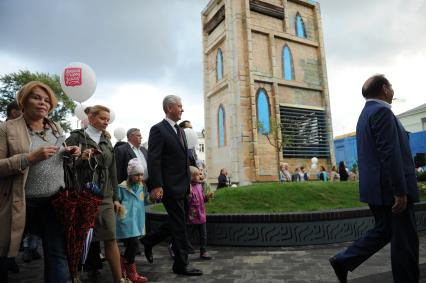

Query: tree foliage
[0,70,76,132]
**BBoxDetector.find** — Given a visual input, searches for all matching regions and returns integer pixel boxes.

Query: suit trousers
[0,257,8,283]
[161,195,189,270]
[142,200,193,253]
[334,203,419,283]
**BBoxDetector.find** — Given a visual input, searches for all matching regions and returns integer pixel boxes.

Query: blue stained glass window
[216,48,223,81]
[282,45,294,80]
[218,105,225,147]
[257,89,270,134]
[296,13,307,38]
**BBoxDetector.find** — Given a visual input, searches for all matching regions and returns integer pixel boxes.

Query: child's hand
[207,192,214,199]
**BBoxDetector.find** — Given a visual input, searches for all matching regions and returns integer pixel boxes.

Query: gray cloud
[321,0,426,67]
[0,0,208,92]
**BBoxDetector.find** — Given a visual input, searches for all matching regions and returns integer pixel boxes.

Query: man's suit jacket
[356,101,419,205]
[148,119,190,199]
[114,143,148,184]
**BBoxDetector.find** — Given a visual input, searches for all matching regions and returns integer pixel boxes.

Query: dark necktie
[174,124,184,147]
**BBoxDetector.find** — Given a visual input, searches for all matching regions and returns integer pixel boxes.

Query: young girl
[116,159,150,283]
[188,166,214,260]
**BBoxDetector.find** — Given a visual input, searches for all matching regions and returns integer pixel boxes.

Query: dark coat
[147,119,190,199]
[66,129,118,204]
[114,143,148,184]
[217,174,227,189]
[356,101,419,205]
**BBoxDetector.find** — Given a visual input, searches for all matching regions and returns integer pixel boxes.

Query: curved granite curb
[146,202,426,246]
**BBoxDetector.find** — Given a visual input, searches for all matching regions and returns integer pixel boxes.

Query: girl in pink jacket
[188,166,214,260]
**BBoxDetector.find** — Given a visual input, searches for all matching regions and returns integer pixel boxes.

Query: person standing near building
[146,95,202,276]
[329,74,420,283]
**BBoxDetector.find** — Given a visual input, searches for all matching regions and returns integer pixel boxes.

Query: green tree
[0,70,76,132]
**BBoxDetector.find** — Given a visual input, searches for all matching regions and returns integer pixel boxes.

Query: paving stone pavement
[9,231,426,282]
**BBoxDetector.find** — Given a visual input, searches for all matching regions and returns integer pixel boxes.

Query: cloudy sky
[1,0,425,142]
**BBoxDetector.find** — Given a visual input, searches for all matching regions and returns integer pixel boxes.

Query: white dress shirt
[129,142,149,181]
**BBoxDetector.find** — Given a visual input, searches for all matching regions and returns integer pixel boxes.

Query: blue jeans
[26,197,69,283]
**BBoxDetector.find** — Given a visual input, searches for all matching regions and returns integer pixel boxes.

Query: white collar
[366,98,392,109]
[85,125,102,144]
[165,117,178,131]
[85,125,102,136]
[128,142,140,150]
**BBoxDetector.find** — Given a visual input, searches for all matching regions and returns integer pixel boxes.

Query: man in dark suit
[114,128,148,184]
[145,95,202,276]
[329,74,420,283]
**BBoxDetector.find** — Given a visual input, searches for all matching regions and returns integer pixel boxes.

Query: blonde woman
[66,105,124,283]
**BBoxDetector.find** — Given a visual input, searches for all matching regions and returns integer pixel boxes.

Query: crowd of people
[0,83,213,283]
[0,73,422,283]
[278,161,358,183]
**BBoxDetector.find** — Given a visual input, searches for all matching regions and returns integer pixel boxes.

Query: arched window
[216,48,223,81]
[256,89,270,134]
[218,105,225,147]
[282,45,294,80]
[295,13,307,38]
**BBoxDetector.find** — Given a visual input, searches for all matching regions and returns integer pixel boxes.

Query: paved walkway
[9,231,426,282]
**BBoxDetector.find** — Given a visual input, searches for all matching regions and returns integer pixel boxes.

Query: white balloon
[60,62,96,103]
[183,128,198,149]
[74,104,87,120]
[108,109,115,124]
[311,157,318,164]
[114,127,126,141]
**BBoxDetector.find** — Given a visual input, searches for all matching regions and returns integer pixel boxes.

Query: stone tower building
[202,0,334,185]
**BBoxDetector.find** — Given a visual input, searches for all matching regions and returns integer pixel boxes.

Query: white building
[397,103,426,133]
[195,130,206,165]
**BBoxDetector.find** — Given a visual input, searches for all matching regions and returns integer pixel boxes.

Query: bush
[417,171,426,182]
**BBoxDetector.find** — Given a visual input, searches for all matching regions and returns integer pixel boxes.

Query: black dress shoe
[140,238,153,264]
[329,256,348,283]
[8,258,19,273]
[173,267,203,276]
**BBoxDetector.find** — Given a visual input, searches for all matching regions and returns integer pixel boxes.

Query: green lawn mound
[151,182,426,214]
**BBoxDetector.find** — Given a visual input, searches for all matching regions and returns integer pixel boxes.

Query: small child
[116,158,150,283]
[187,166,214,260]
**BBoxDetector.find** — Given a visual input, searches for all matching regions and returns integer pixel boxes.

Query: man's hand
[392,195,407,214]
[150,187,163,201]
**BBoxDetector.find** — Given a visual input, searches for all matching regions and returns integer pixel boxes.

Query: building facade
[202,0,334,185]
[397,103,426,133]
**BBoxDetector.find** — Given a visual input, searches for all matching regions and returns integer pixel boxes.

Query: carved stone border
[146,202,426,246]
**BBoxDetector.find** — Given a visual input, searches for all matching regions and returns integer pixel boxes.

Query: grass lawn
[151,181,426,214]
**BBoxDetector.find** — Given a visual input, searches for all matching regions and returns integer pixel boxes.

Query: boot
[120,256,127,279]
[124,262,148,283]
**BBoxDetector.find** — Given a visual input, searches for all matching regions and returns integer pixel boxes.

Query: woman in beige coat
[0,81,79,283]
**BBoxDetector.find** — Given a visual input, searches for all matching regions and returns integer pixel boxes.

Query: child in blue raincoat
[116,158,150,283]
